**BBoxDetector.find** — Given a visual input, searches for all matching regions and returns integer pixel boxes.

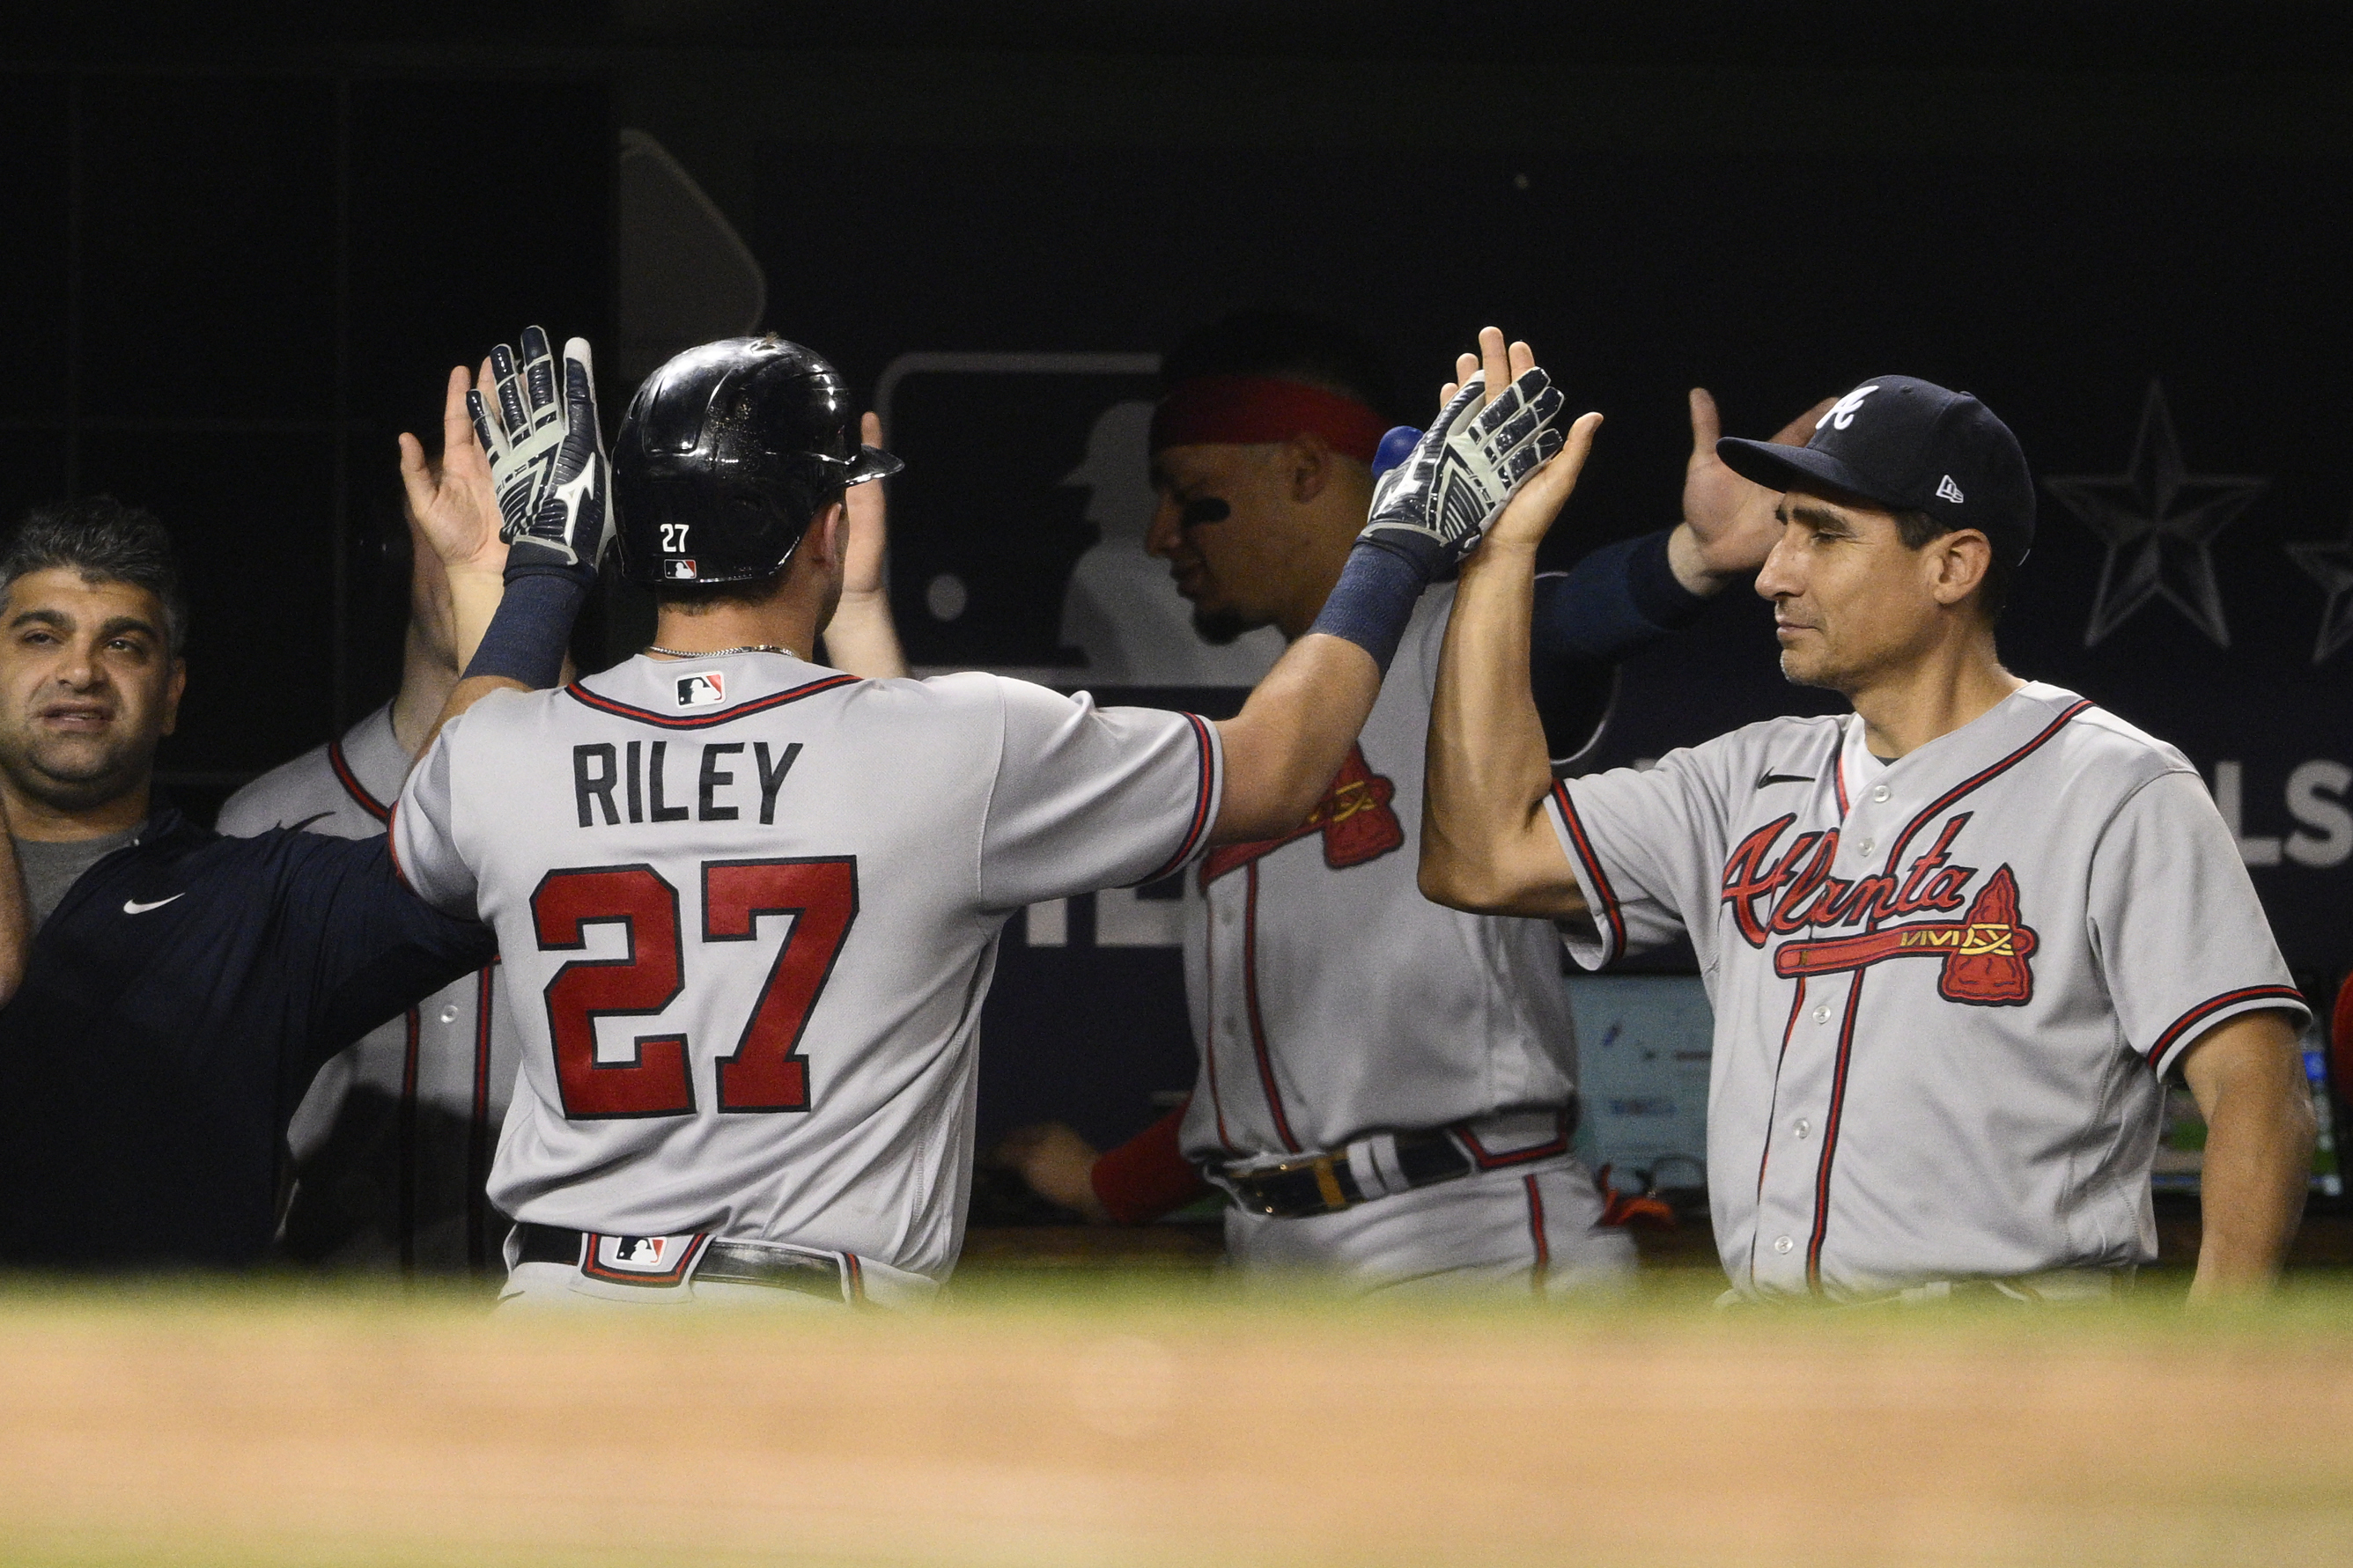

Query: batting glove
[469,328,613,586]
[1358,366,1567,578]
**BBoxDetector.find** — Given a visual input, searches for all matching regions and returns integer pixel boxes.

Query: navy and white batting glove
[1358,366,1567,579]
[469,328,612,588]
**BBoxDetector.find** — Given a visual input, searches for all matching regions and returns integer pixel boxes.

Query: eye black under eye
[1180,497,1231,527]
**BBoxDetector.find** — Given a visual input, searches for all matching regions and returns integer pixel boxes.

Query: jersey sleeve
[275,834,497,1070]
[388,716,478,917]
[1545,740,1740,970]
[976,679,1224,909]
[2086,768,2309,1079]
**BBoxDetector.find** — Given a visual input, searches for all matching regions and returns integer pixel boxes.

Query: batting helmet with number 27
[613,335,901,587]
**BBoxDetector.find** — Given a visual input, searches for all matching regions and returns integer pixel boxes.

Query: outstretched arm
[818,412,910,680]
[1213,328,1567,843]
[2181,1010,2317,1299]
[403,328,615,762]
[398,362,507,677]
[1420,410,1605,921]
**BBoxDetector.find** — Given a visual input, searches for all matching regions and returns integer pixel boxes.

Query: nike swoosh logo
[1754,772,1815,788]
[122,894,185,915]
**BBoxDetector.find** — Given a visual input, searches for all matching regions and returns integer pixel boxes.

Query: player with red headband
[1002,313,1826,1292]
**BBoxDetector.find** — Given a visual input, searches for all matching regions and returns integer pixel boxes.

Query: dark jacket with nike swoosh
[0,802,494,1269]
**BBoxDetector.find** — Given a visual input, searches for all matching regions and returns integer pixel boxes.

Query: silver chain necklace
[643,643,802,660]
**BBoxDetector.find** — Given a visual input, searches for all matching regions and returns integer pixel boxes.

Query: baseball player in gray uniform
[220,386,906,1277]
[1007,320,1821,1295]
[394,329,1573,1307]
[1420,373,2319,1302]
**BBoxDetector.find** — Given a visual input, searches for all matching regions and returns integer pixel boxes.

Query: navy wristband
[461,571,586,689]
[1626,528,1708,629]
[1309,539,1427,674]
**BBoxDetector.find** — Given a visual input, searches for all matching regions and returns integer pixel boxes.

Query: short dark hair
[1892,507,2010,625]
[0,497,190,655]
[1162,309,1398,420]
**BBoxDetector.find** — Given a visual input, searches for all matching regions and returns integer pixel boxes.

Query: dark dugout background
[7,3,2352,1167]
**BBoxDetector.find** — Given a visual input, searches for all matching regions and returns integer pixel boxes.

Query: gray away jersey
[218,703,517,1272]
[1180,585,1582,1165]
[394,653,1221,1280]
[1547,681,2305,1300]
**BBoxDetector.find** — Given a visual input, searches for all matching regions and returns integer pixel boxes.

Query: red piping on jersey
[1803,973,1868,1291]
[564,672,859,730]
[386,804,413,892]
[1796,698,2093,1291]
[467,963,498,1274]
[844,1251,867,1304]
[1752,976,1809,1265]
[1550,781,1626,960]
[328,738,392,823]
[1242,862,1302,1152]
[1201,903,1238,1155]
[1524,1174,1550,1294]
[2147,984,2306,1075]
[1138,712,1218,885]
[1871,700,2093,887]
[1833,743,1850,818]
[397,1006,421,1277]
[1455,1109,1573,1170]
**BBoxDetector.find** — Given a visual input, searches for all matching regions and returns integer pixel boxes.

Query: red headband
[1148,374,1389,464]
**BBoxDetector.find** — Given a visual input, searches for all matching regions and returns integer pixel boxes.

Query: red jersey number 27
[529,858,859,1119]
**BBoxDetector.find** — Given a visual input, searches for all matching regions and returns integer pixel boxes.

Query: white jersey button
[439,1004,459,1025]
[1870,784,1891,803]
[1859,838,1875,857]
[1772,1235,1795,1254]
[1794,1118,1811,1139]
[1812,1003,1831,1024]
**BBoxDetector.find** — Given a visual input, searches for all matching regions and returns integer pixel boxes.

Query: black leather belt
[514,1223,848,1300]
[1216,1106,1578,1219]
[1217,1129,1473,1218]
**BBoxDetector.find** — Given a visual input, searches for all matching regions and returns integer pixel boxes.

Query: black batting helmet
[613,335,901,586]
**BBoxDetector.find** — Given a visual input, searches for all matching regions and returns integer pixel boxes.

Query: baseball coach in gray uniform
[1419,375,2317,1303]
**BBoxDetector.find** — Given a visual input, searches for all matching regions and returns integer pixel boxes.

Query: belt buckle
[579,1231,707,1287]
[1248,1150,1353,1217]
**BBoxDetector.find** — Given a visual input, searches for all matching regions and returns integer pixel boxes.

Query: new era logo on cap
[1937,475,1966,504]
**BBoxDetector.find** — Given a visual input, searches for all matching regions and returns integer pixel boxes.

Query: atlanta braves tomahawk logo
[1200,743,1403,885]
[1719,811,2037,1005]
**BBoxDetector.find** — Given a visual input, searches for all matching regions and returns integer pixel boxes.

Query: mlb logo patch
[603,1234,672,1270]
[661,557,699,581]
[676,672,726,709]
[582,1231,704,1286]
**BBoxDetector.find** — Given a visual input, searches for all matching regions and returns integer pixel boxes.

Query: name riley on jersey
[572,740,801,827]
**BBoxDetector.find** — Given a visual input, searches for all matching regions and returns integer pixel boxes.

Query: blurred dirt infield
[3,1278,2351,1568]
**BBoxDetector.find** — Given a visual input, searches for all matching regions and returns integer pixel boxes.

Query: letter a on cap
[1818,385,1881,431]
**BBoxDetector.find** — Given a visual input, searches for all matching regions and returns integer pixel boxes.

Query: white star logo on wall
[2042,382,2267,649]
[2286,516,2353,665]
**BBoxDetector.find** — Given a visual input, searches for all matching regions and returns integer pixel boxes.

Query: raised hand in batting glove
[468,328,612,587]
[1357,328,1566,581]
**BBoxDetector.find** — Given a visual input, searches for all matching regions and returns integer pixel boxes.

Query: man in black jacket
[0,365,512,1269]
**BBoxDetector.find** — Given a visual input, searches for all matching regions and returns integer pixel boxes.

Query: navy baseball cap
[1716,375,2035,563]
